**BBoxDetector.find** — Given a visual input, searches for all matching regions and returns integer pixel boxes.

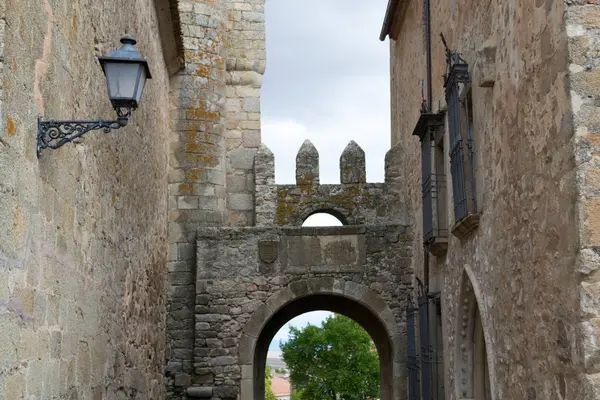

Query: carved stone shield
[259,240,279,263]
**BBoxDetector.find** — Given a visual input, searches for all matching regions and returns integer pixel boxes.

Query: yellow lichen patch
[186,168,205,182]
[187,109,219,121]
[187,154,218,167]
[7,118,16,135]
[179,183,193,195]
[193,64,211,78]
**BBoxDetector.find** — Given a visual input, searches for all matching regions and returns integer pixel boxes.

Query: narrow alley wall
[388,0,582,399]
[0,0,174,397]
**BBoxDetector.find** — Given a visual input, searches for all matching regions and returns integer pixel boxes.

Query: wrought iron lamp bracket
[37,106,132,157]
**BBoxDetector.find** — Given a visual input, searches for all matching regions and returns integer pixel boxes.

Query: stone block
[210,356,235,366]
[286,236,322,267]
[230,148,257,170]
[242,130,261,148]
[229,193,253,211]
[214,385,239,399]
[187,386,213,398]
[178,196,199,210]
[175,372,192,387]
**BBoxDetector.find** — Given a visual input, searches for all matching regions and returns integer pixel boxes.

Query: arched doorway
[239,280,402,400]
[456,271,493,400]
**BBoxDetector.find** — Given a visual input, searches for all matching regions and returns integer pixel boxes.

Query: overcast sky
[261,0,391,352]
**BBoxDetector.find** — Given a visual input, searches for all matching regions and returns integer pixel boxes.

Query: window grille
[442,35,476,224]
[413,113,447,247]
[422,136,434,243]
[407,306,420,400]
[408,292,445,400]
[419,294,433,400]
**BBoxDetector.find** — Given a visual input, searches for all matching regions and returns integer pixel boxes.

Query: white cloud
[261,0,390,185]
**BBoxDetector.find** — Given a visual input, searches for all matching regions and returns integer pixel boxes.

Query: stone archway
[455,267,496,400]
[239,279,404,400]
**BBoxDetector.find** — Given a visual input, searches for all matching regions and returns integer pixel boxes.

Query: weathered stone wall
[225,0,265,227]
[388,0,583,399]
[167,1,228,397]
[173,140,415,399]
[0,0,173,398]
[567,3,600,397]
[191,224,413,399]
[166,0,266,396]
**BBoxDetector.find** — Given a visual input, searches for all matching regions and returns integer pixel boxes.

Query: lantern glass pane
[134,66,147,104]
[104,62,141,101]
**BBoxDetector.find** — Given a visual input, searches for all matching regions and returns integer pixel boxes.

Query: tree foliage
[281,315,379,400]
[265,365,277,400]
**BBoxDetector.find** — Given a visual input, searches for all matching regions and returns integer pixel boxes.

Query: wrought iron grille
[429,294,444,400]
[414,112,447,244]
[442,34,473,223]
[411,292,445,400]
[422,136,434,243]
[418,294,432,400]
[432,171,448,239]
[407,306,420,400]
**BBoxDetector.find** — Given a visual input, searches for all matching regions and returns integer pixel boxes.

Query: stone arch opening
[456,271,493,400]
[254,295,392,400]
[240,280,402,400]
[302,209,347,226]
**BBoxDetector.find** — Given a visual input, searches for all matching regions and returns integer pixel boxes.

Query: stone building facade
[381,0,600,399]
[0,0,181,397]
[0,0,415,399]
[4,0,600,399]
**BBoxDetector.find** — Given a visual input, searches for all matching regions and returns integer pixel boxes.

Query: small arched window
[302,212,345,227]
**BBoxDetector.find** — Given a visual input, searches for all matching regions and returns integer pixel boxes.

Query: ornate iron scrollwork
[37,106,131,156]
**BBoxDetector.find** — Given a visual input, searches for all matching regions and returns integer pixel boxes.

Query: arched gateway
[173,141,413,399]
[240,281,401,400]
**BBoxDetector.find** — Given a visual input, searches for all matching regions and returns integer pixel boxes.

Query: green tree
[281,315,379,400]
[265,365,277,400]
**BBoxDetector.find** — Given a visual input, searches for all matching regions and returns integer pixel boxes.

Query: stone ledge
[426,236,448,256]
[451,214,480,240]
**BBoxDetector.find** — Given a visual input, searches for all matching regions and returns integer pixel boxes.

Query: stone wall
[387,0,583,399]
[167,139,415,399]
[166,0,266,396]
[567,3,600,397]
[0,0,174,398]
[225,0,265,227]
[191,224,413,400]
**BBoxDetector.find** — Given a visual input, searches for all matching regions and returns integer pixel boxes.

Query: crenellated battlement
[253,140,407,227]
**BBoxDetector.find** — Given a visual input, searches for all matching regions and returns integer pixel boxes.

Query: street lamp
[37,36,152,156]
